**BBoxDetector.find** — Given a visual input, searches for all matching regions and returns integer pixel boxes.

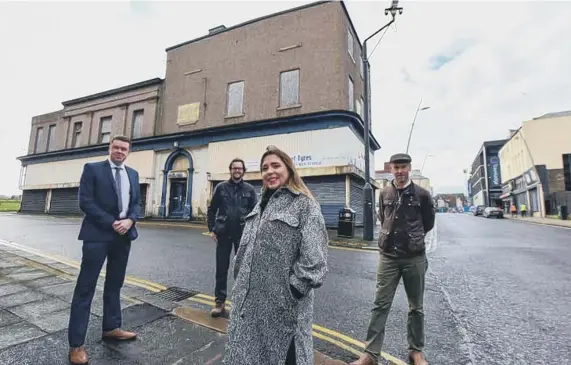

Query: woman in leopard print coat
[224,146,329,365]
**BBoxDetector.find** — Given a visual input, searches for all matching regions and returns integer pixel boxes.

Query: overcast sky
[1,0,570,196]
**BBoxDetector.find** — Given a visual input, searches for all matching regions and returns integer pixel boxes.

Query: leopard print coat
[224,186,329,365]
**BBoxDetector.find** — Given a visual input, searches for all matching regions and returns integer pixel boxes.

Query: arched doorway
[159,149,194,219]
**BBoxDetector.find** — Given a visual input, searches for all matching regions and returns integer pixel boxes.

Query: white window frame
[99,117,112,144]
[348,77,354,111]
[279,69,300,107]
[356,97,363,118]
[226,81,245,117]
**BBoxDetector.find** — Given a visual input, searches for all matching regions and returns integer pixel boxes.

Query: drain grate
[152,287,198,302]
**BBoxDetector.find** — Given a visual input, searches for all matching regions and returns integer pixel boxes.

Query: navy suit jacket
[77,160,141,242]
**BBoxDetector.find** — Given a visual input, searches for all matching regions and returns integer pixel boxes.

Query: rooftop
[61,78,163,107]
[533,110,571,120]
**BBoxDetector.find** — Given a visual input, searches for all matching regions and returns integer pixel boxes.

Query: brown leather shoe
[102,328,137,341]
[409,351,428,365]
[349,352,376,365]
[210,302,225,318]
[69,346,88,365]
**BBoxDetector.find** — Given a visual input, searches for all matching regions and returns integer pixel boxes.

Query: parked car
[472,205,486,216]
[483,207,504,218]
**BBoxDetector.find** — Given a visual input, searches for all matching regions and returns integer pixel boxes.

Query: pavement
[505,214,571,228]
[0,239,346,365]
[1,212,570,365]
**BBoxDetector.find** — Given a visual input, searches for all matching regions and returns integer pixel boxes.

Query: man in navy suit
[68,135,141,365]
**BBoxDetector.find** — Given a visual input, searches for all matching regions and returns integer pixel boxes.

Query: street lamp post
[405,98,430,154]
[361,0,403,241]
[420,153,434,175]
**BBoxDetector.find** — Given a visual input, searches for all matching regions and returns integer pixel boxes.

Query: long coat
[224,187,329,365]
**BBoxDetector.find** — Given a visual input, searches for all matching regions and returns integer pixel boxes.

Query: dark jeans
[364,253,428,360]
[214,234,240,304]
[68,236,131,347]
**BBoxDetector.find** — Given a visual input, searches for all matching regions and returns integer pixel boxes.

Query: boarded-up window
[280,69,300,107]
[348,77,354,111]
[348,29,354,62]
[132,110,144,139]
[47,125,56,151]
[100,117,112,143]
[34,127,44,153]
[227,81,244,116]
[72,122,82,148]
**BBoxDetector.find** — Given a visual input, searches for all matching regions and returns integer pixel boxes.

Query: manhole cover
[152,287,198,302]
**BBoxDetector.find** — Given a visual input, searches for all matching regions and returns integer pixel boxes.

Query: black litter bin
[560,205,568,220]
[338,207,356,238]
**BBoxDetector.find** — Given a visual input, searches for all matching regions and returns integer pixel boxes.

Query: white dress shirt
[109,158,131,219]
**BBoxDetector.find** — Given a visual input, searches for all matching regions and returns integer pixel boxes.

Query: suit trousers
[68,235,131,347]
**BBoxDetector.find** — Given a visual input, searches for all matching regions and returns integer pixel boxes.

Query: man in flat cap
[351,153,435,365]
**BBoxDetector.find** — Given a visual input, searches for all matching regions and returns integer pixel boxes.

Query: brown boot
[349,352,376,365]
[210,302,225,318]
[69,346,88,365]
[102,328,137,341]
[409,351,428,365]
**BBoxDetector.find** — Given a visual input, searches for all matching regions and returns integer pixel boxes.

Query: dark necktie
[114,167,123,213]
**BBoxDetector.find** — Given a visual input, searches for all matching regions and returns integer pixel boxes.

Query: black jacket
[207,180,257,237]
[377,181,435,257]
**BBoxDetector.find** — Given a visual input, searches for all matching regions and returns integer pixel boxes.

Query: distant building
[499,110,571,217]
[468,139,508,208]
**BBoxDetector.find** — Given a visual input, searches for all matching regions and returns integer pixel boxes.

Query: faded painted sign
[177,102,200,125]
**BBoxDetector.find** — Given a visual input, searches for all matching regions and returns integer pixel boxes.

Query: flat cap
[390,153,412,164]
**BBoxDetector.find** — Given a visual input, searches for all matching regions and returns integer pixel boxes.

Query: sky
[0,0,570,196]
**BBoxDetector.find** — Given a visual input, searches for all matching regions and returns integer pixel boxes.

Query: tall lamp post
[405,98,430,154]
[362,0,403,241]
[420,153,434,175]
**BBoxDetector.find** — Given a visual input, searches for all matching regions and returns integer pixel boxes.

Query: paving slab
[0,289,46,307]
[9,297,70,322]
[22,275,68,289]
[6,270,52,282]
[27,308,70,333]
[0,321,46,349]
[38,282,76,299]
[1,265,36,275]
[0,283,28,297]
[0,277,13,286]
[0,308,22,328]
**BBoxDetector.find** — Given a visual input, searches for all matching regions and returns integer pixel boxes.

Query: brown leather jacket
[377,181,435,256]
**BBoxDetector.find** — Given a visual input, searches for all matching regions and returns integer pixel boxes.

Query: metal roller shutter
[350,179,364,226]
[304,176,345,228]
[49,188,81,215]
[139,184,148,218]
[20,190,47,213]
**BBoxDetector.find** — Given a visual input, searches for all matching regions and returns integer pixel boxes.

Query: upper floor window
[360,56,365,79]
[226,81,245,117]
[279,69,300,107]
[356,97,363,118]
[132,110,144,139]
[47,124,56,152]
[34,127,44,153]
[71,122,82,148]
[99,116,112,143]
[348,77,354,111]
[348,29,355,62]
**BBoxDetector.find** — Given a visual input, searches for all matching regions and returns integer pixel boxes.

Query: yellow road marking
[0,239,405,365]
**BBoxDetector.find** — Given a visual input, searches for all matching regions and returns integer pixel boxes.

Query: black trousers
[286,339,296,365]
[214,234,240,304]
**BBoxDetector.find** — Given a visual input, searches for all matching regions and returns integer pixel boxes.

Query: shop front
[500,168,545,217]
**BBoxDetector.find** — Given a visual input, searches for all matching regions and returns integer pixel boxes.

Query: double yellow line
[184,293,406,365]
[0,239,405,365]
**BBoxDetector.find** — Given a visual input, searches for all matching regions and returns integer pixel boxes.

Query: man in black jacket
[207,158,257,317]
[351,153,435,365]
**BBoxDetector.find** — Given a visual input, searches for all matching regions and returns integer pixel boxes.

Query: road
[0,212,569,364]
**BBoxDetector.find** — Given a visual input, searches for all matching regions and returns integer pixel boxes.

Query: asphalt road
[0,212,569,364]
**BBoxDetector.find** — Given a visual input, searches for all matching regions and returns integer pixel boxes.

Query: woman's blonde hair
[260,145,314,199]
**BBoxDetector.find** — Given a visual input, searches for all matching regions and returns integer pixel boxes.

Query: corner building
[17,1,380,227]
